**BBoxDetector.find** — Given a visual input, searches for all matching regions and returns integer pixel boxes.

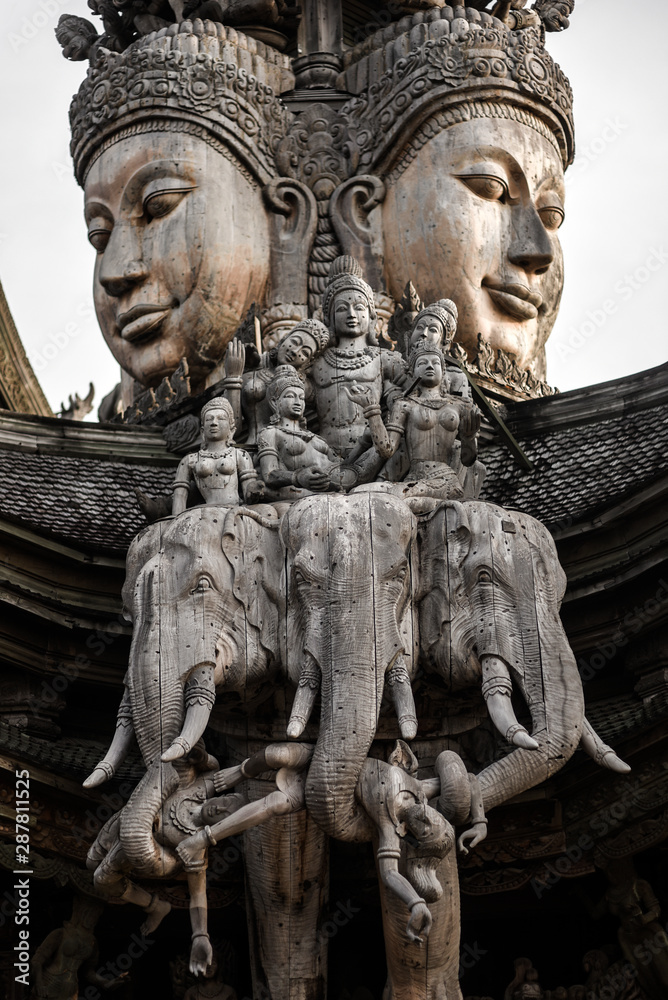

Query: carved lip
[118,304,172,343]
[482,279,542,321]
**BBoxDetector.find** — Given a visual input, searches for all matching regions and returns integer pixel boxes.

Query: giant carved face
[381,117,565,378]
[84,130,271,389]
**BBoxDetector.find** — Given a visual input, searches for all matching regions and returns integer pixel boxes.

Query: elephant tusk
[580,717,631,774]
[480,655,539,751]
[83,691,134,788]
[161,663,216,763]
[287,652,320,739]
[386,657,418,740]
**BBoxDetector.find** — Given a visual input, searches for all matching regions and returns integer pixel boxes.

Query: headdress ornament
[200,395,235,426]
[408,341,447,374]
[68,19,294,185]
[337,7,574,172]
[279,319,330,354]
[321,256,376,328]
[414,299,458,334]
[266,365,304,410]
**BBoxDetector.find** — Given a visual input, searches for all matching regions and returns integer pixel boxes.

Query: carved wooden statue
[256,367,348,499]
[55,6,636,999]
[172,397,265,514]
[349,343,483,499]
[224,320,330,449]
[31,895,125,999]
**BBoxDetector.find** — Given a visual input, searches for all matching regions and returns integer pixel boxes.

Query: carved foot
[140,895,171,935]
[176,828,211,870]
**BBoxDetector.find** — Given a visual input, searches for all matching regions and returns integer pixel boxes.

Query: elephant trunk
[119,759,181,877]
[304,631,395,843]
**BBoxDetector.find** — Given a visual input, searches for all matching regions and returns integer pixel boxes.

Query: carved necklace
[323,346,377,370]
[407,394,452,410]
[198,446,235,459]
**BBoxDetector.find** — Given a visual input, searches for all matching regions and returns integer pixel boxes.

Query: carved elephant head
[85,504,283,876]
[418,500,627,812]
[280,491,417,842]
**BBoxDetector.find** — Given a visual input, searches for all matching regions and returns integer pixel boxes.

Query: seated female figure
[256,368,348,500]
[172,397,264,515]
[349,344,483,499]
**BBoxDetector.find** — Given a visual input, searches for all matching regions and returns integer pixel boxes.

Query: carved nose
[98,222,148,297]
[508,205,554,276]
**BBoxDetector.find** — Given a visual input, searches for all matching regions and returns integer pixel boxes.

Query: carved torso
[312,346,402,457]
[401,395,460,466]
[177,447,253,506]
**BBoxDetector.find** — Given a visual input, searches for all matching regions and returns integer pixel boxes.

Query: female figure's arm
[456,400,482,468]
[376,844,432,945]
[172,454,194,515]
[236,448,265,504]
[344,385,407,460]
[221,339,245,432]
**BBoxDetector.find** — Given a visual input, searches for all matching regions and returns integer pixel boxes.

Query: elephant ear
[122,519,167,619]
[388,739,419,775]
[221,509,283,660]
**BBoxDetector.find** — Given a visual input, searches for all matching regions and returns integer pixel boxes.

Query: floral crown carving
[337,9,574,173]
[68,19,294,185]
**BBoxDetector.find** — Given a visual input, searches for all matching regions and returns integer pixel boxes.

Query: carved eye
[460,174,509,202]
[478,570,493,584]
[191,576,213,594]
[538,206,565,231]
[87,225,111,252]
[144,189,190,220]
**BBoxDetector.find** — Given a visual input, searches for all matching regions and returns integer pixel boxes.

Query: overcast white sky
[1,0,666,416]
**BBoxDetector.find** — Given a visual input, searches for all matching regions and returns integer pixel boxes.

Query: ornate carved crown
[68,18,294,184]
[337,8,574,173]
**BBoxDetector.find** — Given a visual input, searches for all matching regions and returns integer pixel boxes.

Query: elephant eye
[191,576,213,594]
[478,570,493,584]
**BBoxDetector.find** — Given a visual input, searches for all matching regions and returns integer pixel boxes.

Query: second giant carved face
[85,130,271,389]
[381,117,565,377]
